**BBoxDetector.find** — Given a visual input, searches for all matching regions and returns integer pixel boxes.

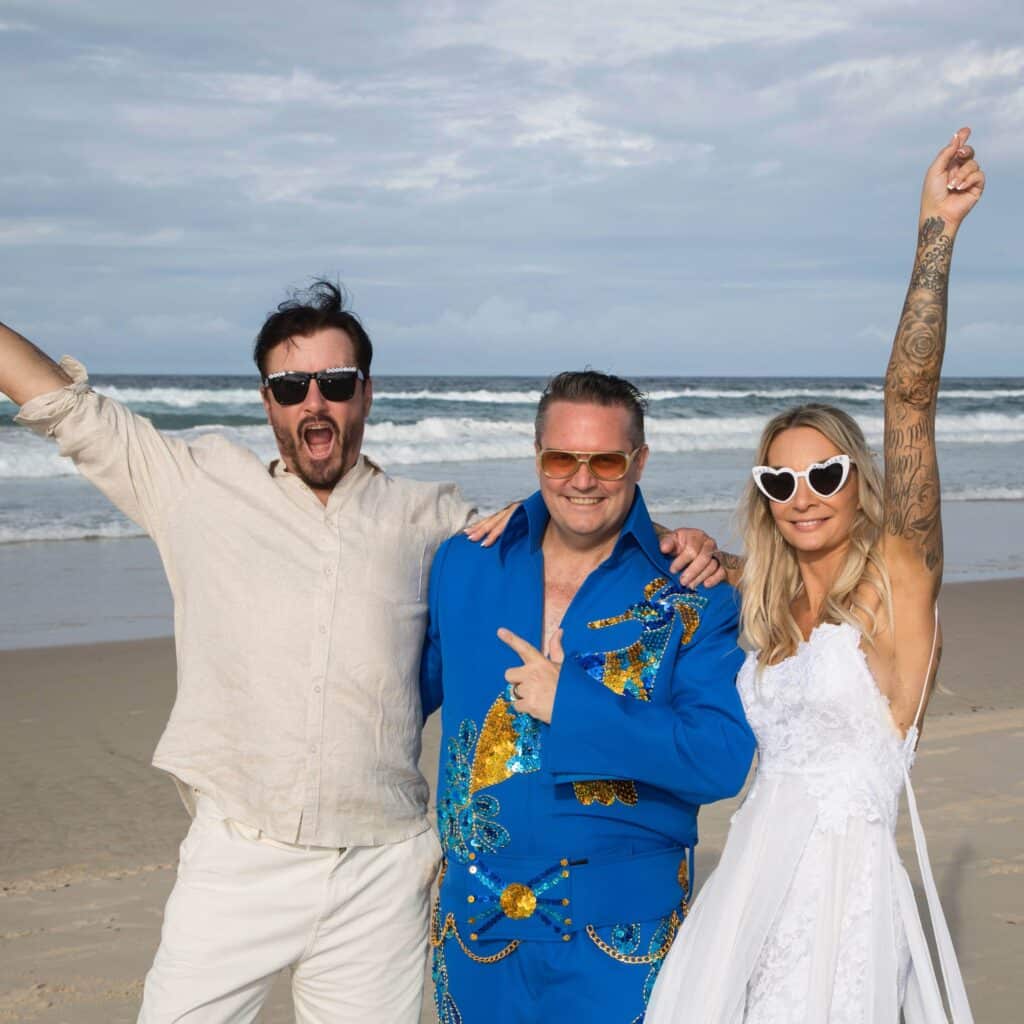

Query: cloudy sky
[0,1,1021,376]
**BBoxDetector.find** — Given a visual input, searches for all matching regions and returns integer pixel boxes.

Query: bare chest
[542,572,587,656]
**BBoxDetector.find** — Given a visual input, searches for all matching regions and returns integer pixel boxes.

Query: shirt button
[324,566,334,577]
[319,625,327,635]
[314,685,322,694]
[309,745,317,754]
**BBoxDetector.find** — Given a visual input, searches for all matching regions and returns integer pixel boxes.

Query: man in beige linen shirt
[0,282,721,1023]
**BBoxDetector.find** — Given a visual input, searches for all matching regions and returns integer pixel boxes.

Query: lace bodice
[738,622,913,834]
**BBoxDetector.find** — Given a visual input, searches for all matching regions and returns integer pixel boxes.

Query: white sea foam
[96,385,261,407]
[5,381,1017,412]
[644,386,885,401]
[945,486,1024,501]
[0,521,145,544]
[374,389,543,404]
[4,411,1024,480]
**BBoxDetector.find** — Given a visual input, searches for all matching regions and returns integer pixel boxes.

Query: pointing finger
[497,627,541,662]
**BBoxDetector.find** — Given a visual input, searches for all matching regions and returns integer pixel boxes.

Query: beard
[271,415,356,493]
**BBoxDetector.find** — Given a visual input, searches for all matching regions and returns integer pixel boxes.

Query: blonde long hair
[739,403,893,665]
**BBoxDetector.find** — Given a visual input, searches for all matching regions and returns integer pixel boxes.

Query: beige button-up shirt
[16,358,474,847]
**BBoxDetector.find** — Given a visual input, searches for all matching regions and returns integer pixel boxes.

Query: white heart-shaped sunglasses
[751,454,854,504]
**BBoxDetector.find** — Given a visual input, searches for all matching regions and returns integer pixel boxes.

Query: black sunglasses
[262,366,365,406]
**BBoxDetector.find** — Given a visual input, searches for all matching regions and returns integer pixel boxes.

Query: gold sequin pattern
[594,642,656,699]
[677,856,689,894]
[469,696,518,795]
[675,603,701,645]
[573,779,639,806]
[499,882,538,920]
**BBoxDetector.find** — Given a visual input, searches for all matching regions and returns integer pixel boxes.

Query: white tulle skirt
[645,772,970,1023]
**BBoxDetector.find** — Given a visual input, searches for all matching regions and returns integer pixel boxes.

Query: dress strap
[904,602,974,1022]
[911,603,940,735]
[903,771,975,1021]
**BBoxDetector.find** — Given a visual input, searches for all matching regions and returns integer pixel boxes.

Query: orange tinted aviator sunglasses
[537,447,644,481]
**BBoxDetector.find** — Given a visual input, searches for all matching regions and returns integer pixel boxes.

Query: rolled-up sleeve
[15,356,197,538]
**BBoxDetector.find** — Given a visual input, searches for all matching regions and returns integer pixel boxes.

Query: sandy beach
[1,577,1021,1022]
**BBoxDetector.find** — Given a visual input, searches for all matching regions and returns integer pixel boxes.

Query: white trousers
[138,795,441,1024]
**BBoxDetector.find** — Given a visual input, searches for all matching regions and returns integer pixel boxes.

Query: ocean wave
[96,385,262,407]
[645,387,884,401]
[1,484,1020,546]
[5,381,1019,414]
[375,389,543,404]
[0,521,146,544]
[4,411,1024,479]
[945,486,1024,501]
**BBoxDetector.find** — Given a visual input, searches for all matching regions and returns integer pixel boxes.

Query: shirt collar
[498,486,665,571]
[269,453,377,512]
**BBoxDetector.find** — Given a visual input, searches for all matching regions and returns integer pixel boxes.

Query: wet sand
[0,578,1021,1022]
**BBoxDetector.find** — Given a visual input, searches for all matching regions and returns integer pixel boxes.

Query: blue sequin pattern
[438,719,511,864]
[462,859,572,940]
[578,577,709,702]
[506,688,542,775]
[588,911,682,1021]
[432,931,463,1024]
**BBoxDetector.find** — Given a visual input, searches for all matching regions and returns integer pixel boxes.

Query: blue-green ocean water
[2,374,1023,542]
[2,375,1021,647]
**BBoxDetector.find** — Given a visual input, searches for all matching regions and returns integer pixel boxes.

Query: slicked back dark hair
[534,370,647,448]
[254,280,373,378]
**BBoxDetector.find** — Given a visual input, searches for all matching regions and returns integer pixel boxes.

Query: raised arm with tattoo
[882,128,985,595]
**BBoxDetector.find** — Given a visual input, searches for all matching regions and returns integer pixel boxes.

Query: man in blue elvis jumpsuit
[420,371,755,1024]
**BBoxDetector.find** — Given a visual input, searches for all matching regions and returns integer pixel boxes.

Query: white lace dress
[645,622,973,1023]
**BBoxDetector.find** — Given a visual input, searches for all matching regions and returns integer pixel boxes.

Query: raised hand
[921,127,985,233]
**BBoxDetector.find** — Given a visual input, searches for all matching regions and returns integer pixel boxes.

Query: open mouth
[302,422,336,461]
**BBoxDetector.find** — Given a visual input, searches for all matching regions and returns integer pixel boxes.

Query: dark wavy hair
[534,370,647,448]
[253,280,373,378]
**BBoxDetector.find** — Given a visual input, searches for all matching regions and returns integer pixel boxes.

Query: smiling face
[260,327,373,501]
[763,426,859,557]
[536,400,648,551]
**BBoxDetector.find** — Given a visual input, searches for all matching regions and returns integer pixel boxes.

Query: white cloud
[513,96,662,168]
[414,1,852,66]
[0,221,60,244]
[945,47,1024,87]
[189,69,364,108]
[381,154,480,193]
[0,1,1019,374]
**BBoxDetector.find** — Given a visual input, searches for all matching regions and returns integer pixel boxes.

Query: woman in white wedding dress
[646,132,984,1023]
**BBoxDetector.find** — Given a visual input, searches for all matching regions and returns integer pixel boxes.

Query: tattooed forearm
[713,550,744,571]
[712,549,745,587]
[909,233,953,299]
[882,216,953,575]
[883,420,943,572]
